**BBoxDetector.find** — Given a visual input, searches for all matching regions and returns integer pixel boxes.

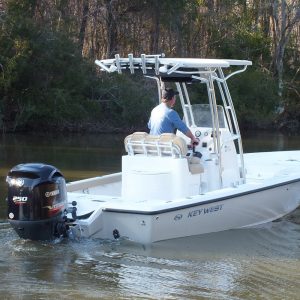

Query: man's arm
[185,129,199,144]
[170,111,198,144]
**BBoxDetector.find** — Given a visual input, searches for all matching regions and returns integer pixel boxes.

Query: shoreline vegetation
[0,1,300,135]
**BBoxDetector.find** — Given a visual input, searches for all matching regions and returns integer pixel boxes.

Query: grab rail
[124,132,188,158]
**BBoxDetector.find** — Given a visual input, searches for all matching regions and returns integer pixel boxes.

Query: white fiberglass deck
[67,150,300,215]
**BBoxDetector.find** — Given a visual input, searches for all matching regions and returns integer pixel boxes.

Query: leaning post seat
[124,132,188,157]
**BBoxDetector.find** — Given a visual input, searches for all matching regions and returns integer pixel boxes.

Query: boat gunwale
[102,177,300,215]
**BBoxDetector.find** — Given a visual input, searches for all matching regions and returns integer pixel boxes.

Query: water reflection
[0,132,125,177]
[242,130,300,152]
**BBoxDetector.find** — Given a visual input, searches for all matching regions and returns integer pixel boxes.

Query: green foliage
[0,0,160,132]
[0,0,298,133]
[229,69,280,129]
[210,7,272,62]
[96,73,157,130]
[217,29,271,61]
[0,0,101,131]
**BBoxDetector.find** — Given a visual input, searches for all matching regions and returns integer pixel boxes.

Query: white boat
[7,54,300,243]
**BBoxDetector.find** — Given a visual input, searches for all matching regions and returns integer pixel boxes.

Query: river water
[0,131,300,299]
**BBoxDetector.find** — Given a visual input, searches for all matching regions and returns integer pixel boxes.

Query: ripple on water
[238,258,300,300]
[0,209,299,299]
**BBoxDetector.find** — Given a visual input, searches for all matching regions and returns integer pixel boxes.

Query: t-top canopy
[95,54,252,78]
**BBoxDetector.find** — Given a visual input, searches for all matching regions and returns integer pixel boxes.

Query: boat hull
[73,178,300,244]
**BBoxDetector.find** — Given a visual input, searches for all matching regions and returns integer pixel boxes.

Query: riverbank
[2,118,300,135]
[1,120,148,135]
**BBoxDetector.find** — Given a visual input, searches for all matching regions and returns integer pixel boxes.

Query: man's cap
[162,88,179,101]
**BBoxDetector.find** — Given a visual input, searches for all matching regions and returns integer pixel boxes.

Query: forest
[0,0,299,133]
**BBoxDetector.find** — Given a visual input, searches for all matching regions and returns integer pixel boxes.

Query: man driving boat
[148,88,198,144]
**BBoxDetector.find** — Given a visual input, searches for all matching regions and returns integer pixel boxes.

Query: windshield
[185,104,226,128]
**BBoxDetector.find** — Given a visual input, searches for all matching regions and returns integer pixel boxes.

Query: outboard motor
[7,163,68,241]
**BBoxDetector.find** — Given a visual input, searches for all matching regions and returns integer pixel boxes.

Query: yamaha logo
[45,189,60,197]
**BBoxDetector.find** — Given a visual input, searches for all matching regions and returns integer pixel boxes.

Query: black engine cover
[7,163,68,240]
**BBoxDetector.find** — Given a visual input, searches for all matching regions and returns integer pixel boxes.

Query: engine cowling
[7,163,68,241]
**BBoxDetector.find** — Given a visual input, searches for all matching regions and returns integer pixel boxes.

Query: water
[0,131,300,299]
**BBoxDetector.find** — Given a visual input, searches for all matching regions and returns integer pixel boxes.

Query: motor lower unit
[7,163,69,241]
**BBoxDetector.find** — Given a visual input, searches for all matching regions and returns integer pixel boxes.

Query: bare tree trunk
[149,0,160,54]
[78,0,89,55]
[271,0,300,97]
[105,0,118,58]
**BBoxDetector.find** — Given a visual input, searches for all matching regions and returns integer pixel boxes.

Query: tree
[1,0,300,132]
[0,0,101,131]
[270,0,300,97]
